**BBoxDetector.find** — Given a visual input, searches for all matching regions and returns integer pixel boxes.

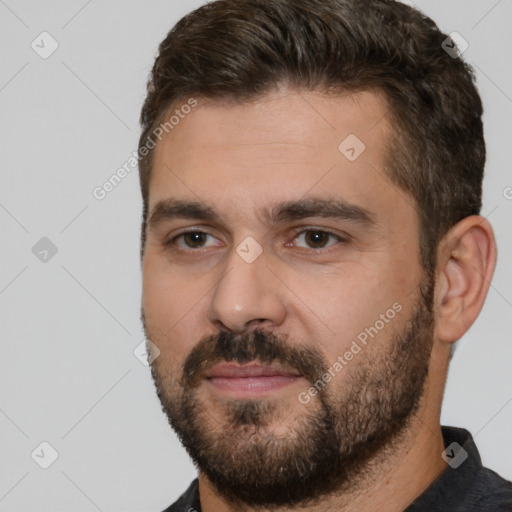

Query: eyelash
[164,227,348,253]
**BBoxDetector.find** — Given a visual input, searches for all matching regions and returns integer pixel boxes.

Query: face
[141,89,435,507]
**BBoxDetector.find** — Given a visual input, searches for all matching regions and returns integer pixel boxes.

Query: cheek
[142,267,175,330]
[142,249,200,316]
[287,264,409,362]
[142,255,223,373]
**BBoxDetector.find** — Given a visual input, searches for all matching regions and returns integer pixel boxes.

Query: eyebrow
[148,197,376,230]
[268,197,376,227]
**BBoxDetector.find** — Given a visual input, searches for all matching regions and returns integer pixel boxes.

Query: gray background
[0,1,511,510]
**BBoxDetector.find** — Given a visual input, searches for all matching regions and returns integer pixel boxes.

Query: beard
[144,274,435,508]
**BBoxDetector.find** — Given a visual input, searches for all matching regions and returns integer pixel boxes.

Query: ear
[434,215,497,344]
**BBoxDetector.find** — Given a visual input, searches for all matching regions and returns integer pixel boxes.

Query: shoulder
[406,426,512,511]
[469,466,512,512]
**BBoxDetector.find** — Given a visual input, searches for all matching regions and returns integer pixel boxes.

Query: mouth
[205,362,304,397]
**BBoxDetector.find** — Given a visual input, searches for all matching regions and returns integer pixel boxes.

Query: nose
[207,247,287,333]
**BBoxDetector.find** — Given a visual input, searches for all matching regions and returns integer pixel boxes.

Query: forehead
[148,89,412,230]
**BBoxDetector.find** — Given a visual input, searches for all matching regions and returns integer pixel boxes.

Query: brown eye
[169,231,220,250]
[294,230,341,249]
[183,232,208,248]
[305,231,330,248]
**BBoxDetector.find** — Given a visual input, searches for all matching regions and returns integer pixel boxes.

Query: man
[138,0,512,510]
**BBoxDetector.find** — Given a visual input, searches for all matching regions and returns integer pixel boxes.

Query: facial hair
[145,274,435,508]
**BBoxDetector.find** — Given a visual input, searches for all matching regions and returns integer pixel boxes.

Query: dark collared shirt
[162,426,512,511]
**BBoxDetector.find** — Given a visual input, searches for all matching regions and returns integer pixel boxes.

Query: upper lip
[206,362,301,378]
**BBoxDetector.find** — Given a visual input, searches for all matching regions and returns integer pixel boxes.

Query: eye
[292,229,343,249]
[170,231,222,250]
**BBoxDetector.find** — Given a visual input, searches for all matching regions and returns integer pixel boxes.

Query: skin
[141,88,497,511]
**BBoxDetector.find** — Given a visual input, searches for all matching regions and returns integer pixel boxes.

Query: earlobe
[434,216,497,344]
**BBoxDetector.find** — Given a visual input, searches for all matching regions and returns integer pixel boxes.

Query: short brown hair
[138,0,484,274]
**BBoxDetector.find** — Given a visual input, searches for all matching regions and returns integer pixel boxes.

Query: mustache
[182,329,329,389]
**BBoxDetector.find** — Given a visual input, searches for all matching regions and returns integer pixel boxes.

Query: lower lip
[206,375,303,397]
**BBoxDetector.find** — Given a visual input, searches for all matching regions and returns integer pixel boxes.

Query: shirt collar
[405,426,483,510]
